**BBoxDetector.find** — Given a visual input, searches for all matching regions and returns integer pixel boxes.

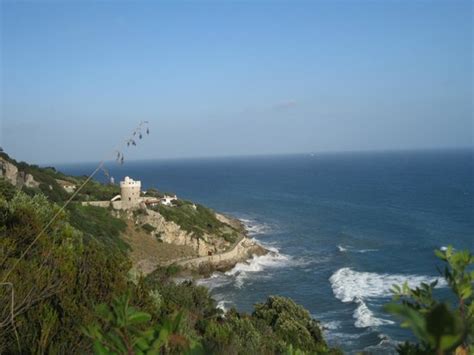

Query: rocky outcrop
[131,208,268,273]
[175,237,267,271]
[0,157,40,188]
[136,209,224,257]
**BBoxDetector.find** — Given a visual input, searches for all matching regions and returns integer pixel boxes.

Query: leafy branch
[385,246,473,354]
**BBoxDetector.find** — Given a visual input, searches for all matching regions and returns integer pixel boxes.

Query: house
[56,179,77,193]
[161,194,177,206]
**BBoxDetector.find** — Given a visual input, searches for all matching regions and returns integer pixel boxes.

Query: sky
[0,0,472,164]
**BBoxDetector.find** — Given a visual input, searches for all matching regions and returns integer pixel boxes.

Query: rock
[0,157,40,188]
[0,157,19,185]
[137,209,231,257]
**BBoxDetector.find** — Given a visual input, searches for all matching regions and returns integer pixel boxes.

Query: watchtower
[120,176,141,209]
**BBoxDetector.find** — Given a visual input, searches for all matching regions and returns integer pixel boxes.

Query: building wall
[81,201,111,208]
[120,176,141,209]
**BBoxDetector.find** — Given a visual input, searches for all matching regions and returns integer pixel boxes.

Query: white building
[161,194,177,206]
[119,176,142,209]
[82,176,179,211]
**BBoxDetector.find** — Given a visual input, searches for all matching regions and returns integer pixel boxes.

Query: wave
[240,218,272,236]
[337,244,378,253]
[337,245,348,252]
[216,300,232,312]
[361,334,399,354]
[353,298,394,328]
[195,273,233,290]
[329,267,445,328]
[225,248,290,288]
[320,320,341,330]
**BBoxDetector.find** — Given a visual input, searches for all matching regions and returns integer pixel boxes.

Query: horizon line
[37,145,474,167]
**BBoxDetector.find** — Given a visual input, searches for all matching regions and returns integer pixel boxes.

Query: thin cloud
[272,100,298,111]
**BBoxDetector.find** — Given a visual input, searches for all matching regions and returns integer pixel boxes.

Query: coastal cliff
[117,204,267,275]
[0,152,340,354]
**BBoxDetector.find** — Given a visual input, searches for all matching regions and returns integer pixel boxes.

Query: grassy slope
[152,200,240,243]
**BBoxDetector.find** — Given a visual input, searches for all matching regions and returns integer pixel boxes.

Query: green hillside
[0,156,341,354]
[1,154,471,354]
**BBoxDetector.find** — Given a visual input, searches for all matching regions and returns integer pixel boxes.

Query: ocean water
[58,149,473,353]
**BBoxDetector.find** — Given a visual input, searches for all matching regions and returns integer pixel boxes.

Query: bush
[385,246,473,354]
[67,204,129,252]
[141,223,156,234]
[0,191,131,353]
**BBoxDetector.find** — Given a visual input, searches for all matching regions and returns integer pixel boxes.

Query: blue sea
[58,149,473,353]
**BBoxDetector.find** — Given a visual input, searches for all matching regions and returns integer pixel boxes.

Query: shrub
[141,223,156,234]
[385,246,473,354]
[67,204,129,252]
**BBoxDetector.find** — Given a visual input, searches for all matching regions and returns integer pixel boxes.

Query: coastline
[163,214,270,277]
[174,234,268,274]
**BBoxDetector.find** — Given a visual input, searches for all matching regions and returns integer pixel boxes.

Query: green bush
[141,223,156,234]
[385,246,473,354]
[67,204,129,253]
[0,191,131,353]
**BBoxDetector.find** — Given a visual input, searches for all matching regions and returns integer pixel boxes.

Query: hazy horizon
[1,0,472,165]
[35,145,471,167]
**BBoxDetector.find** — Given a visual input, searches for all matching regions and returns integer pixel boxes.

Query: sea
[58,149,473,354]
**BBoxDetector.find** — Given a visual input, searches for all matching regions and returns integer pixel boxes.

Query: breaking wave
[225,247,290,288]
[353,299,394,328]
[337,244,378,253]
[329,267,445,328]
[240,218,272,236]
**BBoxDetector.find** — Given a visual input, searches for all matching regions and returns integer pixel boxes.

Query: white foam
[353,298,394,328]
[240,218,272,236]
[321,320,342,330]
[329,267,444,302]
[337,245,348,252]
[216,300,232,312]
[225,250,290,288]
[329,267,445,328]
[337,244,378,253]
[195,273,232,290]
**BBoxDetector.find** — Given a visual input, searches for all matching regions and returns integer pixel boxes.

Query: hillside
[0,153,341,354]
[1,152,261,270]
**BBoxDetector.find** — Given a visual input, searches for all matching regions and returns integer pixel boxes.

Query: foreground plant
[83,292,202,354]
[385,246,473,354]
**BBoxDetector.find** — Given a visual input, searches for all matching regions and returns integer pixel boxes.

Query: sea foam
[337,244,378,253]
[225,248,290,288]
[329,267,445,328]
[239,218,273,236]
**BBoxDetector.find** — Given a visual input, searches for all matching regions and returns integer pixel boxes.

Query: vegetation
[141,223,157,234]
[0,161,339,354]
[73,179,121,202]
[0,188,132,353]
[1,153,472,354]
[1,151,71,202]
[152,200,240,243]
[83,286,342,355]
[68,204,129,253]
[386,246,473,354]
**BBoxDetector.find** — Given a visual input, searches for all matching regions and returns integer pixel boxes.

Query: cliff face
[116,207,266,275]
[0,156,40,189]
[136,209,231,257]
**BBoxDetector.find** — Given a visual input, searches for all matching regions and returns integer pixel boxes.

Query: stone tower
[120,176,141,209]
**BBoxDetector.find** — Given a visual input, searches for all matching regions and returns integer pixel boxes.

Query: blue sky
[1,0,472,164]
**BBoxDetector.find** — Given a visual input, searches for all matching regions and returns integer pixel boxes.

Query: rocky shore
[123,206,269,276]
